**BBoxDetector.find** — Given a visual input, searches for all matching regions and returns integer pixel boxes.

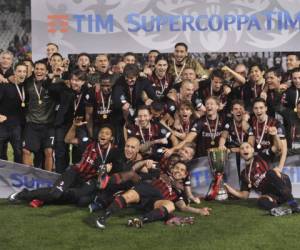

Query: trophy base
[215,187,228,201]
[205,173,228,201]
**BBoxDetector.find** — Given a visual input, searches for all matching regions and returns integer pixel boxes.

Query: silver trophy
[206,148,228,201]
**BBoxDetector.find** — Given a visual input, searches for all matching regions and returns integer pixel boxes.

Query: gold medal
[257,144,262,150]
[248,183,252,189]
[211,140,215,146]
[102,114,107,119]
[294,108,297,112]
[38,100,42,105]
[21,102,25,107]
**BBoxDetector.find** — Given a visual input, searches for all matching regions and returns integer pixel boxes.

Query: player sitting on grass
[95,161,211,229]
[7,125,121,207]
[224,142,300,216]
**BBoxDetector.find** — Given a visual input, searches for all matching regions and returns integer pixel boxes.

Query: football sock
[105,195,127,217]
[142,206,169,223]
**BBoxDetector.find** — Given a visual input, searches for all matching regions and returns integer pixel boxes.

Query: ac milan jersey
[151,173,184,202]
[126,121,169,143]
[248,116,285,153]
[72,142,120,180]
[148,72,173,99]
[190,115,225,157]
[223,118,249,148]
[240,155,270,192]
[198,80,229,108]
[85,88,113,125]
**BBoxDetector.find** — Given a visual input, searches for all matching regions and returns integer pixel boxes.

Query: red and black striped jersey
[190,115,225,157]
[248,116,285,152]
[240,155,270,192]
[72,141,119,181]
[151,173,184,202]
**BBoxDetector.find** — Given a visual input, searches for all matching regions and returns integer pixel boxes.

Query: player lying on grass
[95,161,211,229]
[224,142,300,216]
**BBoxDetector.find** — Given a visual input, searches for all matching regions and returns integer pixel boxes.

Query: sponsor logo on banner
[10,173,53,189]
[31,0,300,60]
[0,160,60,198]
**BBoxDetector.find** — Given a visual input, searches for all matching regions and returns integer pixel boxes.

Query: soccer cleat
[7,189,27,203]
[30,199,44,208]
[95,216,106,229]
[127,218,143,228]
[270,206,292,216]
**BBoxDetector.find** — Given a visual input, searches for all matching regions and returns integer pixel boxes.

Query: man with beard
[248,98,287,172]
[282,52,300,85]
[143,49,160,76]
[95,161,211,229]
[48,70,88,173]
[262,67,285,120]
[219,100,250,152]
[147,55,173,100]
[219,100,250,180]
[198,69,232,114]
[94,54,119,85]
[0,63,27,163]
[224,142,300,216]
[22,61,56,171]
[125,106,175,160]
[168,42,207,83]
[123,52,136,65]
[85,75,114,138]
[237,63,267,112]
[8,125,122,207]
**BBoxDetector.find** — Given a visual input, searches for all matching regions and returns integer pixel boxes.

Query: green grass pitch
[1,199,300,250]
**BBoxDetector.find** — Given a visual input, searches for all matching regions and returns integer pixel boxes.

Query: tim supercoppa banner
[0,160,59,198]
[1,154,300,198]
[31,0,300,60]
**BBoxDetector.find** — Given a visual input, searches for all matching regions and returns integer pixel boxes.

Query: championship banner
[190,153,300,198]
[31,0,300,60]
[0,160,59,198]
[1,155,300,199]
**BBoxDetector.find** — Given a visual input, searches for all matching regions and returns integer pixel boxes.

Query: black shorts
[262,170,292,204]
[133,182,164,212]
[23,122,55,153]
